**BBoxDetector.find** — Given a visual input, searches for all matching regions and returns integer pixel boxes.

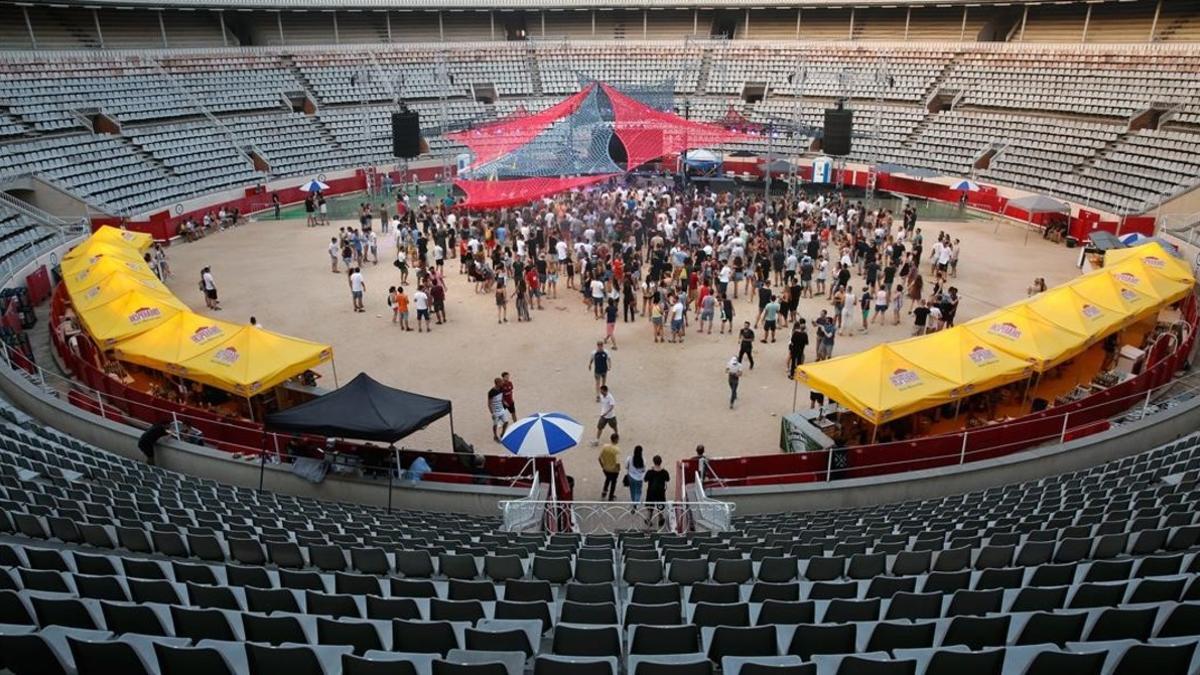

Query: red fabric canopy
[455,174,616,210]
[446,84,595,166]
[602,83,752,170]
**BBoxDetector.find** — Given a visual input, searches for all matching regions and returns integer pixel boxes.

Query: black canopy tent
[266,372,453,443]
[265,373,456,509]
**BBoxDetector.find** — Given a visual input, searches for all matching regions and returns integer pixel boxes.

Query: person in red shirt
[524,266,541,310]
[500,372,516,418]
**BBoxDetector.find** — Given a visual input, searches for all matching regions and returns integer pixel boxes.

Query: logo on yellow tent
[888,368,921,390]
[190,326,224,344]
[212,347,240,365]
[1120,288,1139,302]
[968,346,998,366]
[128,307,162,324]
[1115,272,1139,285]
[1081,303,1102,319]
[988,322,1021,340]
[1143,255,1165,269]
[83,286,102,301]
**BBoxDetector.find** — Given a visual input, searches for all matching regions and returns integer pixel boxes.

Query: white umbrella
[500,412,583,457]
[950,179,980,191]
[300,180,330,193]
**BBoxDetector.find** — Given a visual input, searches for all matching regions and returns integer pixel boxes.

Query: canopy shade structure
[61,241,147,277]
[456,174,616,210]
[75,288,187,347]
[602,83,752,171]
[447,85,596,168]
[1007,194,1070,214]
[1104,241,1195,284]
[887,326,1033,392]
[112,310,243,374]
[795,241,1194,427]
[64,255,158,294]
[176,326,333,397]
[1022,287,1128,345]
[265,372,450,443]
[795,345,961,424]
[70,273,176,313]
[1068,269,1161,322]
[1106,257,1195,304]
[962,305,1087,372]
[86,225,153,253]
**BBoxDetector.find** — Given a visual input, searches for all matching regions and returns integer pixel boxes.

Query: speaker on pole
[823,107,853,157]
[391,110,422,159]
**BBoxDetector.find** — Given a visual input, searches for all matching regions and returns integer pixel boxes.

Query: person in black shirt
[643,455,670,527]
[737,322,756,369]
[788,321,809,376]
[912,300,931,336]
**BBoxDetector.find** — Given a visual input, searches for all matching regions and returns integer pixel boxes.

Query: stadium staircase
[696,49,714,96]
[525,47,544,96]
[1069,128,1134,176]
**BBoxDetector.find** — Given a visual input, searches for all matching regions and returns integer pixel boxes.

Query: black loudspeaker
[391,110,422,159]
[823,108,853,156]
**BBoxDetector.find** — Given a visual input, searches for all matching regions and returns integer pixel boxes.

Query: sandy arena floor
[163,208,1080,496]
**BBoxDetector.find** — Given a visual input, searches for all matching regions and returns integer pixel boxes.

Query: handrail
[499,500,734,534]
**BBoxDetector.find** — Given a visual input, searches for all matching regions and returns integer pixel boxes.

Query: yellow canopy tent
[962,305,1087,371]
[112,311,243,374]
[75,289,187,347]
[87,225,153,253]
[1067,269,1160,324]
[69,273,176,313]
[64,255,158,294]
[888,326,1033,392]
[1022,286,1127,345]
[1104,241,1195,283]
[1107,257,1195,305]
[61,242,146,278]
[795,345,960,424]
[177,326,333,396]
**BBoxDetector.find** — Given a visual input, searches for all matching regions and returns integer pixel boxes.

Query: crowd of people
[306,176,980,501]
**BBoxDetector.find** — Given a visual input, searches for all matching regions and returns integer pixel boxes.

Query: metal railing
[703,370,1200,488]
[500,499,735,534]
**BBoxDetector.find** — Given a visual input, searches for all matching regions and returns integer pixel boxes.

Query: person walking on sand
[349,267,366,313]
[487,378,511,442]
[598,433,620,501]
[592,385,618,446]
[726,356,743,409]
[625,445,646,505]
[588,341,612,401]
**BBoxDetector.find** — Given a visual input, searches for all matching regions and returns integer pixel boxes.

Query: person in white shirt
[726,356,744,409]
[201,267,220,310]
[412,287,431,332]
[590,278,605,319]
[348,268,366,313]
[593,385,618,445]
[328,237,340,273]
[669,297,686,343]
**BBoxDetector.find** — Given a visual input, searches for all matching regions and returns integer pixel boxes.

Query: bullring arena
[2,1,1200,673]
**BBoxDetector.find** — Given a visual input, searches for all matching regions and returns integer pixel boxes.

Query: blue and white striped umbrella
[501,413,584,457]
[300,179,330,193]
[950,179,980,191]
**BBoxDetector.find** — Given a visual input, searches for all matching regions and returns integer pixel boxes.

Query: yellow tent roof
[1107,257,1194,305]
[962,305,1087,371]
[87,225,153,253]
[795,345,961,423]
[61,241,146,277]
[176,326,333,396]
[1022,287,1128,344]
[76,289,187,347]
[1104,241,1195,283]
[1067,269,1160,322]
[112,311,243,374]
[888,326,1034,392]
[64,255,158,294]
[70,273,176,313]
